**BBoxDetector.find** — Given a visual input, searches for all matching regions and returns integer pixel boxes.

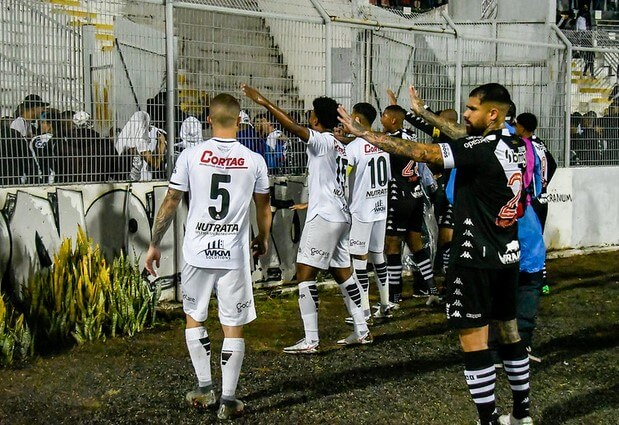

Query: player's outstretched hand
[387,89,398,106]
[144,245,161,277]
[408,84,425,115]
[337,105,365,137]
[289,202,308,211]
[241,84,268,106]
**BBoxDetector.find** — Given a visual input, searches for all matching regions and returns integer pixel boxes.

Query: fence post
[442,11,462,114]
[552,24,572,167]
[309,0,332,96]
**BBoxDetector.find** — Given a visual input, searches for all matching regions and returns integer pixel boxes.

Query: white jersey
[345,137,390,222]
[169,137,270,269]
[305,129,350,223]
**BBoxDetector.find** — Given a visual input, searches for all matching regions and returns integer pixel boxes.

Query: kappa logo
[452,299,463,307]
[460,251,473,259]
[462,240,473,248]
[454,289,463,296]
[451,310,462,318]
[454,277,463,285]
[462,229,474,237]
[464,218,474,226]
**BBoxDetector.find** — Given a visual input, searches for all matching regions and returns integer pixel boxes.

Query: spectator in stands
[115,111,167,181]
[11,94,48,138]
[577,7,595,77]
[0,120,32,185]
[573,110,600,164]
[237,110,264,155]
[255,112,287,173]
[177,116,203,154]
[30,108,62,184]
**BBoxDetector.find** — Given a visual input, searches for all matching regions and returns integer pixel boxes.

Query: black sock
[413,250,438,295]
[464,350,498,425]
[499,341,531,419]
[386,254,402,303]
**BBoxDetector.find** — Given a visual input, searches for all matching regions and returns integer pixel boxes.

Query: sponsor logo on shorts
[450,310,462,318]
[452,299,463,307]
[350,239,365,247]
[182,293,196,303]
[200,240,231,260]
[310,247,329,257]
[464,218,474,226]
[462,240,473,248]
[466,313,482,319]
[195,222,239,235]
[371,200,386,213]
[236,300,253,314]
[454,277,463,285]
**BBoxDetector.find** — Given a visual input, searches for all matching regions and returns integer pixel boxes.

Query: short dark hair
[507,101,517,120]
[383,104,406,118]
[352,102,377,126]
[469,83,512,107]
[516,112,538,133]
[312,96,339,130]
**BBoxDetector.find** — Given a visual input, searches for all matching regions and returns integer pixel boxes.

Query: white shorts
[181,263,257,326]
[296,214,351,269]
[349,217,386,256]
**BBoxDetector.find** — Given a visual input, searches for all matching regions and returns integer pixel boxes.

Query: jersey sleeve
[439,137,485,169]
[168,150,189,192]
[307,129,331,156]
[345,139,360,166]
[253,154,270,194]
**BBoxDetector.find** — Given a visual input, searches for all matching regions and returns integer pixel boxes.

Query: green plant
[0,295,33,366]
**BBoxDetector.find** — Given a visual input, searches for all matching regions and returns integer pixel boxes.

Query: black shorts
[386,196,425,235]
[444,264,519,329]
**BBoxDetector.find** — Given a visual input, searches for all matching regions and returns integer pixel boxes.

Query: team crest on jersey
[200,239,231,260]
[498,240,520,264]
[200,150,247,169]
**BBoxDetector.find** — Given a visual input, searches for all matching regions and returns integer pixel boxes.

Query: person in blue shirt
[237,110,265,156]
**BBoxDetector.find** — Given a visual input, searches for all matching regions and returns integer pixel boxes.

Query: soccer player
[380,105,441,307]
[242,84,371,353]
[344,102,392,319]
[144,93,272,420]
[338,83,534,425]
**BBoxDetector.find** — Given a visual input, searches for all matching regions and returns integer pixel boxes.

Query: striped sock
[353,258,370,318]
[298,281,319,342]
[185,326,212,388]
[369,252,389,307]
[442,244,451,273]
[464,350,498,425]
[500,342,531,419]
[413,250,438,295]
[386,254,402,303]
[338,275,368,335]
[221,338,245,401]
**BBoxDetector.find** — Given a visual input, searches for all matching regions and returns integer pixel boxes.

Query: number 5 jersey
[169,137,270,269]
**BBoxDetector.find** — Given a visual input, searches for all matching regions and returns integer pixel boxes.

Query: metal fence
[0,0,613,187]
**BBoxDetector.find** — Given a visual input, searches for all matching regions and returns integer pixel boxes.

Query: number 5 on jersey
[209,173,231,220]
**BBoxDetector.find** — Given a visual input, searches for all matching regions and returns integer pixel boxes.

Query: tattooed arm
[337,105,445,168]
[408,85,467,140]
[145,188,183,276]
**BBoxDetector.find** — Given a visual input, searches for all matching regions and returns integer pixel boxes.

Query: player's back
[346,136,390,222]
[170,137,269,269]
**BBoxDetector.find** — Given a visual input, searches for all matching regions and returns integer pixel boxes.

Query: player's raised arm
[241,84,310,142]
[408,85,467,140]
[337,105,444,168]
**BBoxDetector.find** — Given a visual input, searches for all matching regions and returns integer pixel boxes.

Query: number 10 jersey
[169,137,270,269]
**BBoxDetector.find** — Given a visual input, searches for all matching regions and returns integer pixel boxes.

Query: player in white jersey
[144,93,272,420]
[242,84,371,353]
[344,103,392,320]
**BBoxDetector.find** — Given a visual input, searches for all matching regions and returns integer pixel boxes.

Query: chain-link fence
[0,0,608,187]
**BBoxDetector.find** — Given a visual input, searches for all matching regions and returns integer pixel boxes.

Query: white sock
[221,337,245,401]
[338,275,369,336]
[369,252,389,307]
[298,281,319,342]
[353,258,370,317]
[185,326,212,388]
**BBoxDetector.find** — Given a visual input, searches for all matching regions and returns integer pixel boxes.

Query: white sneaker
[498,414,533,425]
[374,301,400,311]
[337,331,373,346]
[372,304,394,319]
[283,338,319,354]
[425,294,442,306]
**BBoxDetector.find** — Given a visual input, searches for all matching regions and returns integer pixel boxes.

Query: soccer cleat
[185,388,217,410]
[498,414,533,425]
[425,294,442,306]
[283,338,319,354]
[412,288,429,298]
[344,316,373,326]
[337,331,373,346]
[526,346,542,363]
[374,301,400,311]
[372,304,394,319]
[217,398,244,420]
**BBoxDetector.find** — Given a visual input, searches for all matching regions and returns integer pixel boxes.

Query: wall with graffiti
[1,167,617,302]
